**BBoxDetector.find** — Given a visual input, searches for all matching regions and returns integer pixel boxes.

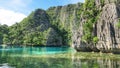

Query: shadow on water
[0,45,120,68]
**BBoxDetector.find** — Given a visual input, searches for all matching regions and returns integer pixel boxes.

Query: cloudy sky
[0,0,84,26]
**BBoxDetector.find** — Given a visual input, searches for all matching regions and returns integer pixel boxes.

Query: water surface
[0,45,120,68]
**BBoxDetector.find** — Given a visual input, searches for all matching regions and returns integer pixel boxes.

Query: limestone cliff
[96,1,120,53]
[47,3,83,45]
[73,0,120,53]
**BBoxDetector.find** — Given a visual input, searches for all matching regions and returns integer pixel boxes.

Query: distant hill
[1,0,120,53]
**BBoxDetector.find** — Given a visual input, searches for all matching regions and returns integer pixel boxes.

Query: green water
[0,45,120,68]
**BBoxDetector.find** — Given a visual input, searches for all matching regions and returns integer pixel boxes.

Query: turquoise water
[0,45,74,57]
[0,45,120,68]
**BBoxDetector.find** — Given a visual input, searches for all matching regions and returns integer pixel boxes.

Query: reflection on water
[73,58,120,68]
[1,56,120,68]
[0,45,120,68]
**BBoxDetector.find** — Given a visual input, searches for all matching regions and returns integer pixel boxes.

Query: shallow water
[0,45,120,68]
[0,45,74,56]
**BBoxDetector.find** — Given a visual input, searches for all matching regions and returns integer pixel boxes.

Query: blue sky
[0,0,84,26]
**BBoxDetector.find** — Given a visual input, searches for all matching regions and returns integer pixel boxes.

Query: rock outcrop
[73,0,120,53]
[47,3,83,45]
[95,2,120,53]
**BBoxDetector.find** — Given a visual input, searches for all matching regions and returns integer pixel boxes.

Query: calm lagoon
[0,45,120,68]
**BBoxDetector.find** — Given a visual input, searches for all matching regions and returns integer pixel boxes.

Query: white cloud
[0,0,33,15]
[0,9,27,26]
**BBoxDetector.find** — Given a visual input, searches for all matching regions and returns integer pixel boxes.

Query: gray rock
[95,3,120,53]
[73,0,120,53]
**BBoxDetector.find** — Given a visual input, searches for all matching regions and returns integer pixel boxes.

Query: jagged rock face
[95,0,119,4]
[47,3,82,30]
[72,18,90,51]
[73,0,120,53]
[47,3,83,45]
[95,3,120,53]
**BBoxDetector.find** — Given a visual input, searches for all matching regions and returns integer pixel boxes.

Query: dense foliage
[82,0,102,44]
[0,24,9,44]
[0,9,61,46]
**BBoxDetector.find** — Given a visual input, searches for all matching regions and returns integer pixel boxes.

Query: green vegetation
[101,0,105,7]
[0,9,61,46]
[116,19,120,28]
[93,37,99,44]
[82,0,101,44]
[0,24,9,44]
